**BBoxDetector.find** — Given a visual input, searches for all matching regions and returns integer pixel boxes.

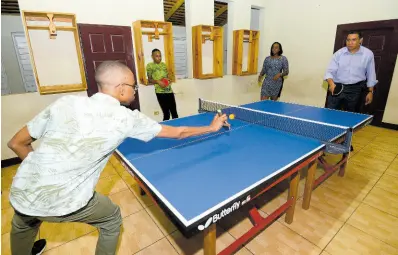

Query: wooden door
[327,19,398,127]
[78,24,140,111]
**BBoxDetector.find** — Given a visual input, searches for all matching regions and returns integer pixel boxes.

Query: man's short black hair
[270,42,283,56]
[347,30,362,38]
[152,48,161,54]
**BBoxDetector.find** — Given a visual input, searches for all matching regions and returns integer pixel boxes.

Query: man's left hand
[365,92,373,105]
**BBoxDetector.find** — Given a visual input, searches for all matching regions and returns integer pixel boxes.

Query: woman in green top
[146,49,179,121]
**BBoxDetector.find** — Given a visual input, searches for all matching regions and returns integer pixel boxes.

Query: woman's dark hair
[270,42,283,56]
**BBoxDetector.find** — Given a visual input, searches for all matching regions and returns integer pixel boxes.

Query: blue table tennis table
[115,99,372,255]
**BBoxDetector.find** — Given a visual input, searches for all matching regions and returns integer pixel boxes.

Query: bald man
[7,61,228,255]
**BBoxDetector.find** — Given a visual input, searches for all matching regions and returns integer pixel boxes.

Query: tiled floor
[1,125,398,255]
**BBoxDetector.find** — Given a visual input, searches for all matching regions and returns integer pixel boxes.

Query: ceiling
[164,0,228,27]
[1,0,228,26]
[1,0,19,14]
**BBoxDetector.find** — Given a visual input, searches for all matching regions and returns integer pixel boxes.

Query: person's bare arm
[148,74,167,88]
[157,114,228,139]
[326,78,336,93]
[7,126,35,160]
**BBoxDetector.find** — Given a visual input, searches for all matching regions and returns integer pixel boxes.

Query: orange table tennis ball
[229,114,235,120]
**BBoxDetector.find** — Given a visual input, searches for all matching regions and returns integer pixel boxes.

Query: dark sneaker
[350,145,354,152]
[32,239,46,255]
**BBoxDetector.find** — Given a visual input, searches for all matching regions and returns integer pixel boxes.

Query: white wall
[250,8,260,31]
[1,15,26,94]
[383,55,398,124]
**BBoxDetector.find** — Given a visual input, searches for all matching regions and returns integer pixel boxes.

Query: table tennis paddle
[162,78,169,87]
[332,84,343,96]
[217,109,231,130]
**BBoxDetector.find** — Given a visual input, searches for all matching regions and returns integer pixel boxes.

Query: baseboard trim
[379,122,398,130]
[1,157,22,168]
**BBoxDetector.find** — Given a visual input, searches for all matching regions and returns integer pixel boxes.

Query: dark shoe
[350,145,354,152]
[32,239,46,255]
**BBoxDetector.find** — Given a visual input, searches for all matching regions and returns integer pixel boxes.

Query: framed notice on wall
[21,11,87,94]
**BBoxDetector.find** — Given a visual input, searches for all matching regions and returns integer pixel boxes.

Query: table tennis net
[199,99,352,154]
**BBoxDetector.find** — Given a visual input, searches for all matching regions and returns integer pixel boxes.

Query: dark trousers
[326,81,366,112]
[156,93,178,121]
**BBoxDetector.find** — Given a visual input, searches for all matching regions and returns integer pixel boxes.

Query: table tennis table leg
[338,153,348,177]
[285,171,300,224]
[302,160,317,210]
[204,223,216,255]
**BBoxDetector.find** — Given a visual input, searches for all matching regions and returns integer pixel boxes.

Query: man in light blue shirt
[324,30,377,112]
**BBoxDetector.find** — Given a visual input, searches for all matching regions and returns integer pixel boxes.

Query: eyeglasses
[120,83,138,91]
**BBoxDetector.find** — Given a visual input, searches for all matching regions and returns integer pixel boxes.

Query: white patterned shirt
[9,93,162,217]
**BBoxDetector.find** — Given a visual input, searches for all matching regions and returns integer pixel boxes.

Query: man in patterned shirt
[7,61,227,255]
[146,48,179,121]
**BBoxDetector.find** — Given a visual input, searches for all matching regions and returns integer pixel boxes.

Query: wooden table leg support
[204,223,216,255]
[338,153,348,177]
[285,171,300,224]
[302,160,317,210]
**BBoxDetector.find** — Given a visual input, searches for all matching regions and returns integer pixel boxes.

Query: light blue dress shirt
[324,46,378,87]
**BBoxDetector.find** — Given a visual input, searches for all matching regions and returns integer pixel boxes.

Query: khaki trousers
[10,192,122,255]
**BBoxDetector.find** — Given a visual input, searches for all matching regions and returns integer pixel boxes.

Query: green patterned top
[146,62,173,94]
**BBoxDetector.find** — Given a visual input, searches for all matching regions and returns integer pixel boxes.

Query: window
[1,58,11,95]
[11,32,37,93]
[173,36,188,79]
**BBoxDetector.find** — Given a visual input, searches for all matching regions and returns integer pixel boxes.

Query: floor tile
[43,231,98,255]
[385,158,398,177]
[109,189,143,218]
[349,154,391,173]
[116,210,164,255]
[40,222,96,250]
[135,238,178,255]
[280,204,344,249]
[347,204,398,248]
[325,224,397,255]
[119,169,136,186]
[2,233,11,255]
[1,175,13,192]
[1,165,18,179]
[344,162,383,180]
[2,190,11,210]
[219,207,268,239]
[127,182,154,209]
[376,174,398,195]
[109,154,120,167]
[95,174,128,196]
[145,205,177,235]
[1,207,14,235]
[244,220,322,255]
[99,163,118,179]
[258,189,289,215]
[363,187,398,217]
[319,172,376,201]
[304,185,361,221]
[369,140,398,154]
[167,225,244,255]
[358,144,397,163]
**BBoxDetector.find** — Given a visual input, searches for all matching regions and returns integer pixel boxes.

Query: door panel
[328,19,398,127]
[78,24,140,111]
